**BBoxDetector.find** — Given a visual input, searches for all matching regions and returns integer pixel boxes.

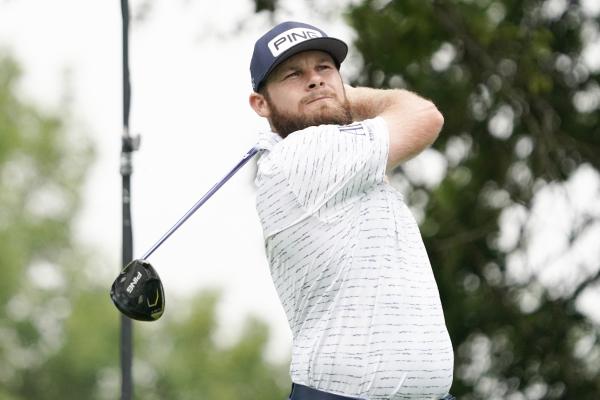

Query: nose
[307,70,325,90]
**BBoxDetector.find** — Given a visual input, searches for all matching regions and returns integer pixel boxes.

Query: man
[249,21,455,400]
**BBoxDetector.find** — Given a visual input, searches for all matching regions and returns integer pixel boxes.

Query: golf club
[110,146,260,321]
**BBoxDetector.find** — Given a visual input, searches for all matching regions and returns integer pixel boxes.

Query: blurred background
[1,0,599,399]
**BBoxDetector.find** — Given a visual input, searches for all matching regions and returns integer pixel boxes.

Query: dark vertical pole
[120,0,138,399]
[120,179,134,400]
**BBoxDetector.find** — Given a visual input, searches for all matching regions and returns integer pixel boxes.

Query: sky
[1,0,599,363]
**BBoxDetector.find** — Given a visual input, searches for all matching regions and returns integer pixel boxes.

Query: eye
[317,63,333,71]
[283,70,300,80]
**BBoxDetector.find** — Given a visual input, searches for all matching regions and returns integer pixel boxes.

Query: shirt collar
[256,130,282,152]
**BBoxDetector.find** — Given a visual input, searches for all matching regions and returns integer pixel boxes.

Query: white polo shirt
[255,117,453,399]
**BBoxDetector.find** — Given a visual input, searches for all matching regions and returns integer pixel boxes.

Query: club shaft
[141,146,259,260]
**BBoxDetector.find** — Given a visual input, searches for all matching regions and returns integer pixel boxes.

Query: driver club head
[110,259,165,321]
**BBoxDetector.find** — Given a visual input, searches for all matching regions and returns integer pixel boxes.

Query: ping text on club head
[126,271,142,294]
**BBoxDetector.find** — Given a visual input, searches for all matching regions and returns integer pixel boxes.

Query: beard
[265,91,353,139]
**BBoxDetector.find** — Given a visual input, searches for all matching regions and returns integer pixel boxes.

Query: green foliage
[136,292,289,400]
[0,55,85,307]
[344,0,600,398]
[0,52,94,398]
[0,52,289,399]
[255,0,278,13]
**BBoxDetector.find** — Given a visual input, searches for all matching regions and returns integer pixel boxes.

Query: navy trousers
[287,383,456,400]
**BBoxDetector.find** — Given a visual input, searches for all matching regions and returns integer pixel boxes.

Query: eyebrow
[279,57,335,73]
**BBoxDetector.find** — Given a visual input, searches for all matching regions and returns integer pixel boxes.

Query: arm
[344,85,444,170]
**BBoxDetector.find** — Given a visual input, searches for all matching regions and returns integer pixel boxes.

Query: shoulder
[286,118,388,143]
[257,118,388,169]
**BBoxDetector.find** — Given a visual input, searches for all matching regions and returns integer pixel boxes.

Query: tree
[254,1,600,398]
[0,52,289,400]
[134,291,289,400]
[0,51,94,398]
[347,1,600,397]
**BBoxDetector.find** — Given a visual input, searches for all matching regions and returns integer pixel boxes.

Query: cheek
[327,76,345,98]
[271,88,304,112]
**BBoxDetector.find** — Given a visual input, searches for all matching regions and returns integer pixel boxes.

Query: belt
[288,383,456,400]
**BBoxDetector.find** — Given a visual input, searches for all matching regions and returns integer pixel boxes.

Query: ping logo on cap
[268,28,323,57]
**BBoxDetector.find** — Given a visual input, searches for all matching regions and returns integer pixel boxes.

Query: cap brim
[259,37,348,89]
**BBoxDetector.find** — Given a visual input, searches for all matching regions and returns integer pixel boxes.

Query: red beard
[266,93,353,138]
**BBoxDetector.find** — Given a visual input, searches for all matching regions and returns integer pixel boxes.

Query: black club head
[110,259,165,321]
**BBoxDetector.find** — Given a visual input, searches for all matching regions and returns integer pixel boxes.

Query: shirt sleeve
[274,117,389,212]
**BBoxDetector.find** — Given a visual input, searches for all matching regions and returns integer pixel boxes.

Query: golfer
[250,21,455,400]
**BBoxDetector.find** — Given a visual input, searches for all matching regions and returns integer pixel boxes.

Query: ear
[249,92,271,118]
